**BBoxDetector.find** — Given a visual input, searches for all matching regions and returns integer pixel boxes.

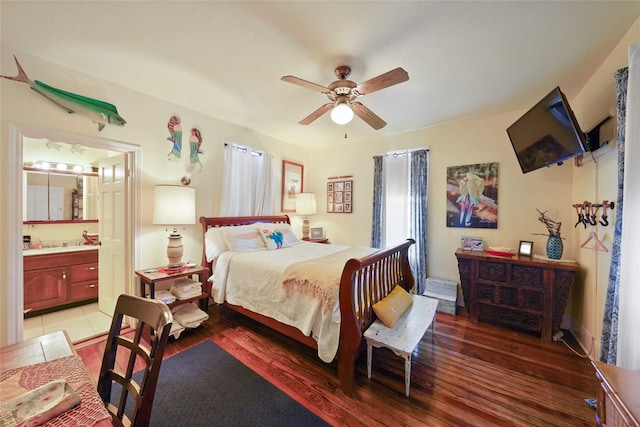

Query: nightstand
[135,265,209,312]
[308,238,329,244]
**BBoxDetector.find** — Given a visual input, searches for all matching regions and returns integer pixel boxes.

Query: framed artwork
[446,162,499,229]
[327,177,353,213]
[519,240,533,257]
[282,160,303,212]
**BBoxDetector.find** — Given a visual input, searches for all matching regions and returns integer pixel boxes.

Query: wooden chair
[97,294,173,427]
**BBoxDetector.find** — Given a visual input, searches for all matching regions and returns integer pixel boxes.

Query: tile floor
[23,303,112,343]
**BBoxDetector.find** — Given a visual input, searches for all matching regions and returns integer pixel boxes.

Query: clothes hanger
[580,231,609,252]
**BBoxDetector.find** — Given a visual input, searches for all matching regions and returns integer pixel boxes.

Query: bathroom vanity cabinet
[24,248,98,313]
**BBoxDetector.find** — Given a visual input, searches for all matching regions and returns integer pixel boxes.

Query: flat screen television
[507,86,587,174]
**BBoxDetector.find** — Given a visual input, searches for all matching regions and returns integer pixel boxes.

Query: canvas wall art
[446,162,498,229]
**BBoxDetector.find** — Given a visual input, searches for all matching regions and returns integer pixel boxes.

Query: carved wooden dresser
[455,249,579,341]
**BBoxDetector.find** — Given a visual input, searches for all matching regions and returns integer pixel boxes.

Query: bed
[199,215,415,397]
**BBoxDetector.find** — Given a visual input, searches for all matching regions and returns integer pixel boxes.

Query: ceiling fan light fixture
[330,103,354,125]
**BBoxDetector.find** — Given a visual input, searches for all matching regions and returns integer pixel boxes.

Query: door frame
[6,123,141,344]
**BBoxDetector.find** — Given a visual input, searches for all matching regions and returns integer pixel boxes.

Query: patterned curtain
[410,149,429,294]
[600,66,628,364]
[371,155,383,248]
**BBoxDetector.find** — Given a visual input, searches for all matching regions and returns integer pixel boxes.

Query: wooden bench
[364,294,438,397]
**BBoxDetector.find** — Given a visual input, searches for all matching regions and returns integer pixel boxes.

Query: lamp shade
[153,185,196,225]
[330,103,354,125]
[295,193,317,216]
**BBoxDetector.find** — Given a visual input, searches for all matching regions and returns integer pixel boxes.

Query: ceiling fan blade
[281,75,330,93]
[299,103,333,125]
[356,67,409,95]
[352,102,387,130]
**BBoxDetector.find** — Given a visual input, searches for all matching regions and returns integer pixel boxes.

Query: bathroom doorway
[8,124,141,344]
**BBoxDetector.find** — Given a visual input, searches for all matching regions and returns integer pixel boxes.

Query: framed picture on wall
[327,177,353,214]
[282,160,303,212]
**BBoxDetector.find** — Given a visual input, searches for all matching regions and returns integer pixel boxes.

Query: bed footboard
[337,238,416,397]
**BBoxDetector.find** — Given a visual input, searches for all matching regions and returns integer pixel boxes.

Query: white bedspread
[212,241,376,362]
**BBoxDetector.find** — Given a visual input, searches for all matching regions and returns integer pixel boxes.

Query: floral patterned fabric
[600,66,628,364]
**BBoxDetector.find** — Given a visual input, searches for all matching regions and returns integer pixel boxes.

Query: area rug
[110,340,328,426]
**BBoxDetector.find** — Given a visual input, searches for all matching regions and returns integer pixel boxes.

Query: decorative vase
[546,235,563,260]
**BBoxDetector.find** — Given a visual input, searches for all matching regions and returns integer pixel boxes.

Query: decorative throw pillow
[372,285,414,328]
[255,222,300,244]
[258,227,291,250]
[204,227,229,262]
[222,224,266,252]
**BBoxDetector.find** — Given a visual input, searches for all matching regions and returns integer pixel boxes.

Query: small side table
[135,265,209,312]
[307,238,329,244]
[364,295,438,397]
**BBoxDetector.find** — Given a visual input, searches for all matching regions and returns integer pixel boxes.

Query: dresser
[592,361,640,426]
[455,249,578,341]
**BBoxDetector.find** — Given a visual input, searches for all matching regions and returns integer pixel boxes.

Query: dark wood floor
[76,305,597,426]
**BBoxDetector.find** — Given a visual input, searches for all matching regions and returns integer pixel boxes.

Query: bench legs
[367,341,413,397]
[404,355,411,397]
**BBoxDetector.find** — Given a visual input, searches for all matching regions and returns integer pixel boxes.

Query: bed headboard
[199,215,291,281]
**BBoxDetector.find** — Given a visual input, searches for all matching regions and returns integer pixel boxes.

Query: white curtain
[219,143,275,216]
[382,152,410,247]
[254,151,275,215]
[617,43,640,369]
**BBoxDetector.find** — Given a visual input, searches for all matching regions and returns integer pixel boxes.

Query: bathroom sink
[23,245,99,256]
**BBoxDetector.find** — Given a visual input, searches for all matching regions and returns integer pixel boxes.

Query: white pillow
[222,224,266,252]
[204,227,228,262]
[256,222,300,244]
[257,226,291,250]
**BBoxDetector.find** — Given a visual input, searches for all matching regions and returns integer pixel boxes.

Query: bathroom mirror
[24,168,99,222]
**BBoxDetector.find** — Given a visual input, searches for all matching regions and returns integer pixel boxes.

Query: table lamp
[153,185,195,269]
[295,192,316,240]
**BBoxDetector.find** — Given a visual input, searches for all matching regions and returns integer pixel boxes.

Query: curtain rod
[224,142,263,156]
[373,147,429,158]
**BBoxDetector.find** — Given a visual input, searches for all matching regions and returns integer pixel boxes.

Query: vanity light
[56,163,68,171]
[72,165,84,173]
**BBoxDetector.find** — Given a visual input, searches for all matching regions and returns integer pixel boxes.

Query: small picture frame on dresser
[518,240,533,257]
[471,237,484,251]
[310,227,324,239]
[461,237,472,251]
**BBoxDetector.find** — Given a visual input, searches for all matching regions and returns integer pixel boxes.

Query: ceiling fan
[281,66,409,130]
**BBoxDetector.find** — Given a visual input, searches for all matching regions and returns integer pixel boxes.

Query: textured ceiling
[2,1,639,149]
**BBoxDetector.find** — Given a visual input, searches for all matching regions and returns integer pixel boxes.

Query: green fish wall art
[0,56,126,131]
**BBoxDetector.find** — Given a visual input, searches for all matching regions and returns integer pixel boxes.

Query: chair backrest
[97,294,173,427]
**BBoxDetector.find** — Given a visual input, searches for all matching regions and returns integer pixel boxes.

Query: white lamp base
[166,233,184,269]
[302,217,310,240]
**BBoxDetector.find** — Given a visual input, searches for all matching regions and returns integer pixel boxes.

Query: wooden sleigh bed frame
[199,215,415,397]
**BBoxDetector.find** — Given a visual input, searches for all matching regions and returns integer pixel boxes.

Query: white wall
[569,17,640,356]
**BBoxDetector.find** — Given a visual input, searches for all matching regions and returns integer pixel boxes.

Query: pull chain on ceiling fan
[281,65,409,130]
